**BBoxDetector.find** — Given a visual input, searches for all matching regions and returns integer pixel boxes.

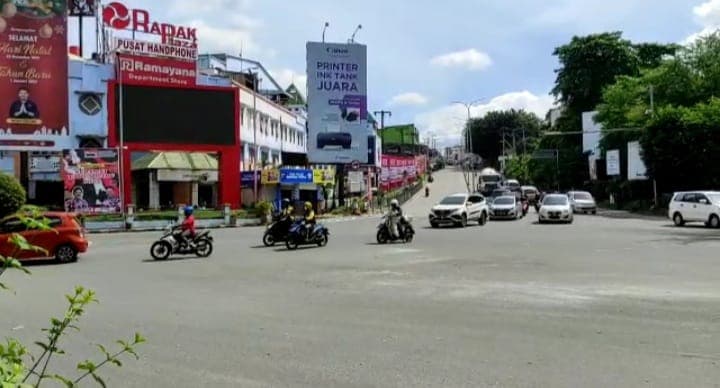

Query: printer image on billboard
[317,124,352,149]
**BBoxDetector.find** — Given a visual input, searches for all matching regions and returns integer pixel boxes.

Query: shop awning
[132,152,218,171]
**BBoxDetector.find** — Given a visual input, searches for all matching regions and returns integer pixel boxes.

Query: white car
[568,191,597,214]
[489,195,523,220]
[429,193,489,228]
[669,191,720,228]
[538,194,574,224]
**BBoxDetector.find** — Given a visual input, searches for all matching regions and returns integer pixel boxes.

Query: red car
[0,212,89,263]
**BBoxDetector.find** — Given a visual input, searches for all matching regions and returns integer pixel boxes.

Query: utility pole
[373,110,392,129]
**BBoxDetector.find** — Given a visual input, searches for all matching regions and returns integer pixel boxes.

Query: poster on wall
[0,0,69,144]
[61,149,121,214]
[306,42,369,164]
[627,141,648,180]
[606,149,620,176]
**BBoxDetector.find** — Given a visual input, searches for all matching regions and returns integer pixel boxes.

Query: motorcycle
[285,222,330,250]
[521,200,529,216]
[377,214,415,244]
[263,213,295,246]
[150,225,214,260]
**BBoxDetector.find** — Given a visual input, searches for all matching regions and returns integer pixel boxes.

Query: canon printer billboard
[306,42,369,164]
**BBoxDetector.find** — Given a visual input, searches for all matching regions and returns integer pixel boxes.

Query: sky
[69,0,719,148]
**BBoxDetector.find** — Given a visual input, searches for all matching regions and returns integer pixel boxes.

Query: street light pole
[452,98,487,192]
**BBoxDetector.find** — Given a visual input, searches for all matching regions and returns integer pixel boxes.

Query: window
[468,195,484,204]
[0,218,25,234]
[46,216,63,228]
[682,193,698,202]
[79,93,102,116]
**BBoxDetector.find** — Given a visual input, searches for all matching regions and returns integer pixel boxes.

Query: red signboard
[103,2,197,46]
[0,1,68,136]
[117,54,196,87]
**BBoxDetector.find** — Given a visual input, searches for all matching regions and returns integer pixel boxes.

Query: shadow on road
[142,256,205,263]
[18,259,65,267]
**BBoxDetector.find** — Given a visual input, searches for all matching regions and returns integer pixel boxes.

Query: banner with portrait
[0,0,69,138]
[61,149,121,214]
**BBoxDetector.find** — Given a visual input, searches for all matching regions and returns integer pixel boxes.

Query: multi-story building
[198,54,307,171]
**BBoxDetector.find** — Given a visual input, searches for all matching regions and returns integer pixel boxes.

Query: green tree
[466,109,543,167]
[552,32,640,114]
[633,43,680,69]
[0,173,26,219]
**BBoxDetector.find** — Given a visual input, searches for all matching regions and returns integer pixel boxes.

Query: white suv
[669,191,720,228]
[429,193,489,228]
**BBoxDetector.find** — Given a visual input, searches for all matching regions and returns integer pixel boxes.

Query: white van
[669,191,720,228]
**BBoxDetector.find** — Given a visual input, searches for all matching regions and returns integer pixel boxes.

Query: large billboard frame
[306,42,369,165]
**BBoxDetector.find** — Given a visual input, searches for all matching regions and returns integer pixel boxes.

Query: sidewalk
[597,208,667,221]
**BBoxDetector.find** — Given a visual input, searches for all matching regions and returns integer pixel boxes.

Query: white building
[198,54,307,170]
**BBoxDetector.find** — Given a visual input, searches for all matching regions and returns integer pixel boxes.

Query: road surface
[2,169,720,387]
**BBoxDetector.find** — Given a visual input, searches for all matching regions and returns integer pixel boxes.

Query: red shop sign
[117,54,197,87]
[103,2,197,46]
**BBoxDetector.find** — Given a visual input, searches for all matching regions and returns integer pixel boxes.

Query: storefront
[251,167,335,212]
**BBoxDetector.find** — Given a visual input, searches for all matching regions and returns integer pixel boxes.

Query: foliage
[640,98,720,192]
[595,32,720,191]
[255,200,273,216]
[552,32,640,114]
[504,155,532,183]
[466,109,543,167]
[0,173,27,219]
[0,217,145,387]
[633,43,680,69]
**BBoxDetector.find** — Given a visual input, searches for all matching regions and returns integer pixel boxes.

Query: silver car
[489,195,523,220]
[568,191,597,214]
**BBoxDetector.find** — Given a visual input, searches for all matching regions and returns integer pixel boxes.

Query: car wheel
[709,214,720,229]
[673,212,685,227]
[591,210,597,215]
[478,212,488,226]
[55,244,78,263]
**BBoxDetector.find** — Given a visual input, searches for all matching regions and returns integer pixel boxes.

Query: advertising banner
[306,42,369,164]
[627,141,648,180]
[117,54,197,87]
[380,155,417,190]
[606,149,620,176]
[280,169,313,185]
[0,0,69,141]
[261,168,279,185]
[61,149,121,214]
[313,168,335,185]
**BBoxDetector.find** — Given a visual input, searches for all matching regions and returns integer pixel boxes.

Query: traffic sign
[532,149,558,160]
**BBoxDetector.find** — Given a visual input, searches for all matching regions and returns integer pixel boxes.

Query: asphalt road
[3,169,720,387]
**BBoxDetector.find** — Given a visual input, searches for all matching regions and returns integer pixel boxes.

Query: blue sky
[70,0,718,147]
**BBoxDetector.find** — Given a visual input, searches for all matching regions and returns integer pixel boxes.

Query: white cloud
[685,0,720,44]
[389,92,429,106]
[430,49,493,71]
[270,69,307,97]
[414,91,555,148]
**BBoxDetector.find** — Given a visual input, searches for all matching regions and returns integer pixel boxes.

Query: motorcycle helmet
[282,198,290,208]
[184,205,194,217]
[390,199,400,209]
[304,201,313,210]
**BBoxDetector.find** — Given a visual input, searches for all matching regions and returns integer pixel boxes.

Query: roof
[286,84,306,106]
[131,152,218,171]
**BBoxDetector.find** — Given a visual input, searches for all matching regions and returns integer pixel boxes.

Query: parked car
[489,195,523,220]
[0,212,89,262]
[538,194,574,224]
[429,193,489,228]
[668,191,720,228]
[568,191,597,214]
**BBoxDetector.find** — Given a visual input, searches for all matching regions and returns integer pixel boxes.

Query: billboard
[117,54,197,87]
[115,85,236,145]
[114,37,198,61]
[380,155,418,190]
[627,141,648,180]
[306,42,369,164]
[61,149,121,214]
[582,111,602,156]
[606,149,620,176]
[0,0,69,144]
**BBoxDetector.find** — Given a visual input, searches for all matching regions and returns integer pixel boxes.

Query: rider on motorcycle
[301,202,316,239]
[281,198,294,220]
[388,199,403,239]
[177,206,196,248]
